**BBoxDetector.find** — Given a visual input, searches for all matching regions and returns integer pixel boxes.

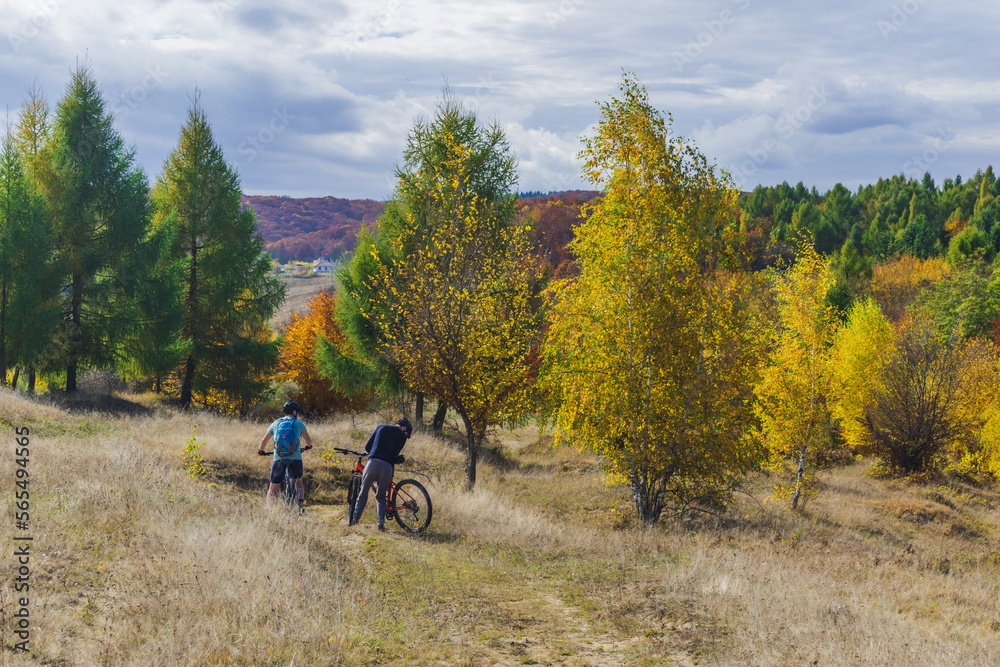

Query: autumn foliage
[518,192,597,278]
[753,242,839,507]
[247,195,385,262]
[544,74,765,524]
[870,254,949,322]
[278,289,361,414]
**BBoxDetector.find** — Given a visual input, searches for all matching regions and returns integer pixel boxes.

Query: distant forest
[249,191,600,271]
[738,168,1000,310]
[252,169,1000,298]
[244,195,385,263]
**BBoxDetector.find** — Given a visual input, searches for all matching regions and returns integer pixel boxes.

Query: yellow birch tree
[754,241,839,508]
[373,101,542,490]
[544,73,765,525]
[828,297,894,450]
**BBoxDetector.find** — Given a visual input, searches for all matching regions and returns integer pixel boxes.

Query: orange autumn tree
[278,289,361,414]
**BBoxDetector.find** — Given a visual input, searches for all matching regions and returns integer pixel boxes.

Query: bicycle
[259,447,312,514]
[334,448,432,533]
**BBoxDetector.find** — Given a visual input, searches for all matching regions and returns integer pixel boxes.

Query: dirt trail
[300,502,684,666]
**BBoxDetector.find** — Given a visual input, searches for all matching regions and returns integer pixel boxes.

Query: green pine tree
[14,83,55,393]
[0,128,58,387]
[37,62,152,392]
[153,95,284,411]
[119,208,188,392]
[318,222,406,408]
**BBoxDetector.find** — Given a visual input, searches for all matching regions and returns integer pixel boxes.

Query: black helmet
[396,417,412,438]
[283,400,302,415]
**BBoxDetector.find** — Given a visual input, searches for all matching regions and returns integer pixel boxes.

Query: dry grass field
[272,274,338,331]
[3,388,1000,665]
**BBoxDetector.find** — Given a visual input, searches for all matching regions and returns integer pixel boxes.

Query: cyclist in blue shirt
[258,401,313,513]
[350,417,411,530]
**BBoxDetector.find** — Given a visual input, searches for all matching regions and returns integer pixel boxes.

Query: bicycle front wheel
[346,475,362,522]
[391,479,432,533]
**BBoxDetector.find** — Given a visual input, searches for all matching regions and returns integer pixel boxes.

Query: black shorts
[270,459,303,484]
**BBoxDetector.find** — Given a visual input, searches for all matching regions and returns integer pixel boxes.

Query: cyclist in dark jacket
[350,417,411,530]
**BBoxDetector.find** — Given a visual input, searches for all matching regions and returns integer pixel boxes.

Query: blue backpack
[274,417,300,458]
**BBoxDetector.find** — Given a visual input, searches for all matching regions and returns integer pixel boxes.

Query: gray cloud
[0,0,995,198]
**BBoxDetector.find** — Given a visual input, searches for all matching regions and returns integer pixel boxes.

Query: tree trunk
[631,469,664,527]
[180,241,198,408]
[180,354,196,408]
[11,366,19,390]
[67,272,82,393]
[791,446,807,509]
[27,367,35,395]
[0,282,7,386]
[415,392,424,427]
[66,363,77,393]
[460,412,478,491]
[431,401,447,433]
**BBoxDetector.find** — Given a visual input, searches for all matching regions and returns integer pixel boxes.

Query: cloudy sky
[0,0,994,199]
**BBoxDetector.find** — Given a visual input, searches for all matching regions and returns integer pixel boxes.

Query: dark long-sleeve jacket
[364,424,407,464]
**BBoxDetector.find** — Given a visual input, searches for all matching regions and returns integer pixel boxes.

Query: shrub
[858,324,992,474]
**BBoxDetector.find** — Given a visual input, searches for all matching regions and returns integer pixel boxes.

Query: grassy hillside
[272,273,338,331]
[3,390,1000,665]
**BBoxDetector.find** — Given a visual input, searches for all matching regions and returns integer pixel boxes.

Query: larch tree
[544,73,765,525]
[38,62,153,392]
[0,128,58,388]
[153,95,284,411]
[753,241,839,508]
[13,84,56,392]
[368,96,542,489]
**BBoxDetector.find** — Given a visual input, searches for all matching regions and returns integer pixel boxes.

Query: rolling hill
[244,192,600,270]
[244,195,385,263]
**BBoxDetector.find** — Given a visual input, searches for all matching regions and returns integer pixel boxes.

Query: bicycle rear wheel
[282,470,296,509]
[391,479,431,533]
[346,475,362,523]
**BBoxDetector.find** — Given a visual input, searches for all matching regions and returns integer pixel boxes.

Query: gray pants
[351,458,393,527]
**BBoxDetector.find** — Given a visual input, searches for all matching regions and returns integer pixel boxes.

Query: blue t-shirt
[268,418,307,461]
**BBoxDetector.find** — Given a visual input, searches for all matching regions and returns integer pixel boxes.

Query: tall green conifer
[0,129,58,387]
[154,96,284,410]
[39,62,152,392]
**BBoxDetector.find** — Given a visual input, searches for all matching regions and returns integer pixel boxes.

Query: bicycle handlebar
[333,447,367,458]
[258,446,313,456]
